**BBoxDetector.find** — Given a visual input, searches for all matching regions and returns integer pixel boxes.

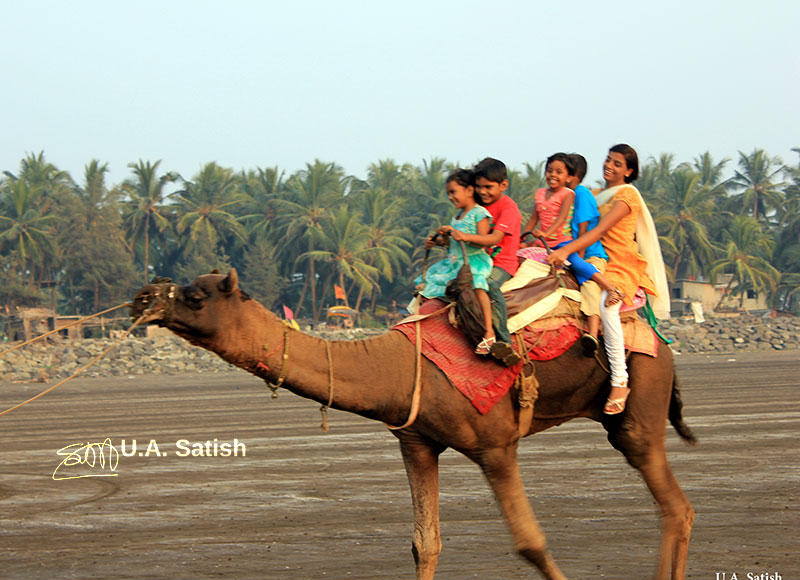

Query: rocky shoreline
[657,314,800,354]
[1,314,797,383]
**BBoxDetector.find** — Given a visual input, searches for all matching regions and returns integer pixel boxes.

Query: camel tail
[669,373,697,445]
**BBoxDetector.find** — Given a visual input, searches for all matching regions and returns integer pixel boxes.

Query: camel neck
[185,303,416,425]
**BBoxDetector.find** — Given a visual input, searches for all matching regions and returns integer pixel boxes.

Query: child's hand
[532,228,543,238]
[450,229,467,242]
[547,248,569,267]
[424,237,436,250]
[437,225,454,235]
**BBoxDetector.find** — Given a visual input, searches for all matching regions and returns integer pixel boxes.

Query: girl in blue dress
[415,169,496,355]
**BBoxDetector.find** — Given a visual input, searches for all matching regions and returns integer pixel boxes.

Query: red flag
[334,285,346,301]
[282,305,294,320]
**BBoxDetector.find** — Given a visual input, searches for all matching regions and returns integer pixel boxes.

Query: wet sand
[0,350,797,579]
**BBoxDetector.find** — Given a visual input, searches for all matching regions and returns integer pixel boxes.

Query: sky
[2,0,798,188]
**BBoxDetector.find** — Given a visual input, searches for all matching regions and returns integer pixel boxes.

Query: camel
[131,269,696,580]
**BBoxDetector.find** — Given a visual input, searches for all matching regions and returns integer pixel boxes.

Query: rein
[0,310,150,417]
[0,302,132,358]
[255,321,336,432]
[385,320,423,431]
[256,322,290,397]
[257,317,426,433]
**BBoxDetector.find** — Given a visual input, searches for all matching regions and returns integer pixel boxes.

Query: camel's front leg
[398,435,446,580]
[477,446,568,580]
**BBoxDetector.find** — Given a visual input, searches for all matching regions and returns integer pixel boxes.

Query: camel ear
[218,269,239,294]
[210,268,220,274]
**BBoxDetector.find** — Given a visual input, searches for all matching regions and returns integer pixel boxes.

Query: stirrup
[580,334,599,357]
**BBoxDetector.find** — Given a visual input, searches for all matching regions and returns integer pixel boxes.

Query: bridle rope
[0,310,150,417]
[0,302,132,358]
[259,316,426,432]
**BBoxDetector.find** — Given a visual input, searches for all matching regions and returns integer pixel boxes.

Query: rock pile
[658,314,800,354]
[0,317,796,382]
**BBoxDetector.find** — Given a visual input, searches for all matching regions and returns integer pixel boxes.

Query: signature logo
[52,438,120,480]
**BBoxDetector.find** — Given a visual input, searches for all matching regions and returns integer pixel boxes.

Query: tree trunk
[339,271,350,308]
[144,211,151,283]
[295,273,309,318]
[354,286,365,312]
[370,289,378,314]
[714,275,737,311]
[309,259,318,320]
[316,272,335,321]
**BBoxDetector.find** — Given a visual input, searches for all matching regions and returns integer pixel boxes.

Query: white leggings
[600,290,628,388]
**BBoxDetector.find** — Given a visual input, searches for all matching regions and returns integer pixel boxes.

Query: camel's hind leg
[476,445,568,580]
[606,412,694,578]
[398,435,446,580]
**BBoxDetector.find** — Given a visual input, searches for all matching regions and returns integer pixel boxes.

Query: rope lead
[0,312,149,418]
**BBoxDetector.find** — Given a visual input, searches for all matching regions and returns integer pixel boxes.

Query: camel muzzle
[131,280,178,324]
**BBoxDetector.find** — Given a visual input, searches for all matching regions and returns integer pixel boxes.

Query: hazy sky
[2,0,798,187]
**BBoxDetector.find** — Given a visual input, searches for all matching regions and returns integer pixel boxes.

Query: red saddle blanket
[393,300,523,414]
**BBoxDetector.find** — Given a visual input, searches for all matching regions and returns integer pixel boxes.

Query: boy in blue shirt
[566,153,609,357]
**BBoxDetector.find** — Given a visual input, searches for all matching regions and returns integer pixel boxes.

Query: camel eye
[182,287,207,309]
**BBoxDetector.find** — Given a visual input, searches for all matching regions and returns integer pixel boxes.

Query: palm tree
[238,166,286,243]
[122,160,177,282]
[727,149,784,221]
[367,159,414,195]
[710,216,780,310]
[652,152,677,181]
[404,158,451,247]
[692,151,729,188]
[5,151,73,203]
[772,149,800,311]
[64,161,136,312]
[299,205,381,318]
[0,178,58,283]
[273,160,346,318]
[637,153,679,205]
[509,161,546,216]
[775,272,800,312]
[172,162,247,250]
[636,160,660,201]
[2,152,71,286]
[650,168,718,281]
[350,186,413,311]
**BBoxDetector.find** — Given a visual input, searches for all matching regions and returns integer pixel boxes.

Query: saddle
[395,258,659,422]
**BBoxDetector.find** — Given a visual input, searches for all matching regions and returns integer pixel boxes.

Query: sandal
[489,341,521,367]
[605,287,625,307]
[580,333,599,357]
[604,384,630,415]
[475,336,496,355]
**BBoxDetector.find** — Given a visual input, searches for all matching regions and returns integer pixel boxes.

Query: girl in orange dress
[546,144,669,414]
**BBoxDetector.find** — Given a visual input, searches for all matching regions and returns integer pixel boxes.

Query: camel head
[130,269,250,341]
